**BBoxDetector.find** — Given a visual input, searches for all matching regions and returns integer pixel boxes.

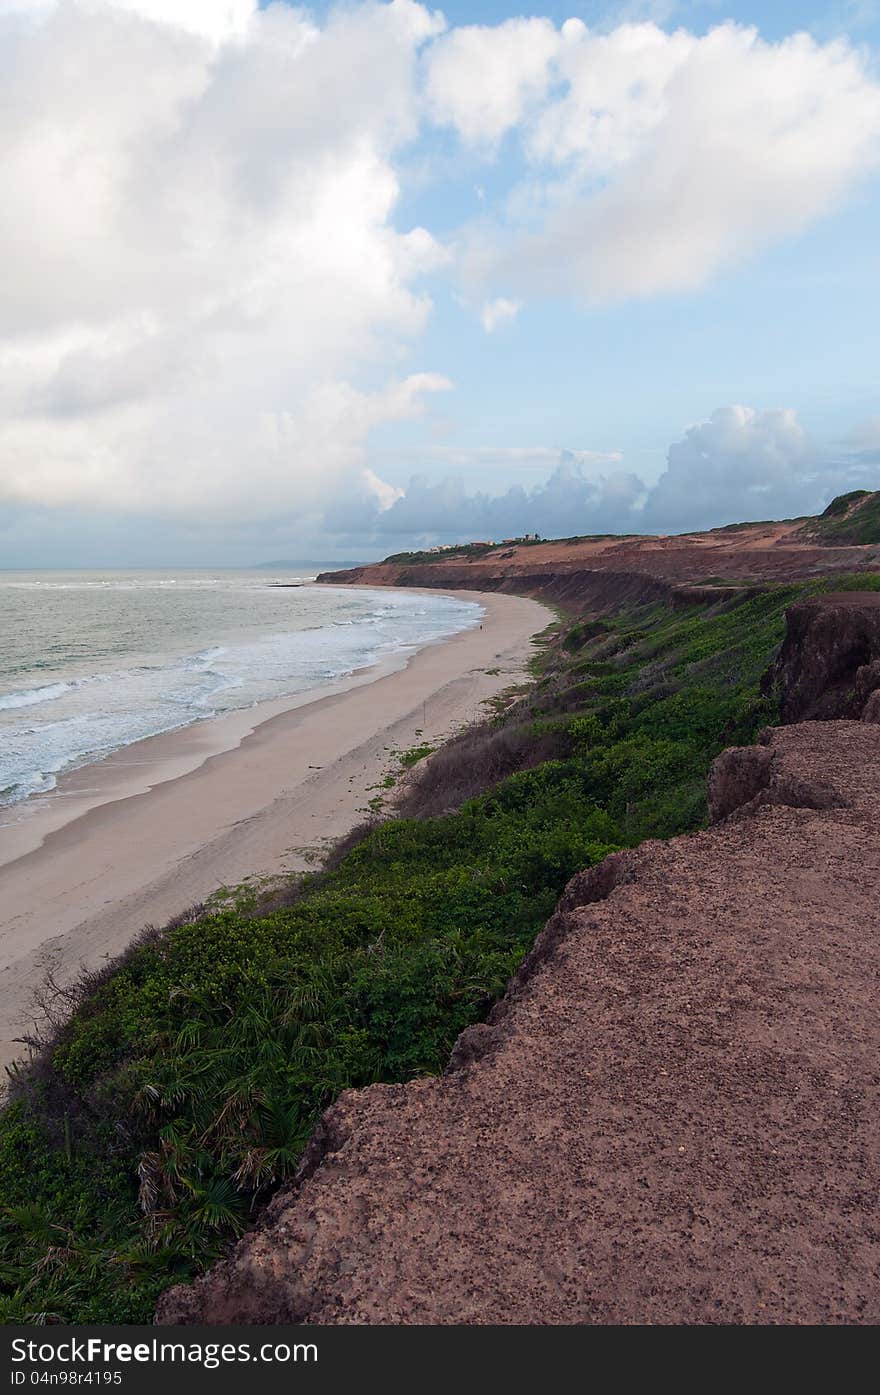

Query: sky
[0,0,879,565]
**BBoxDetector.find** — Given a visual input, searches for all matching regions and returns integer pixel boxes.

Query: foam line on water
[0,583,483,810]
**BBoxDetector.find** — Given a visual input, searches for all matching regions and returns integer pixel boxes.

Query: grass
[383,494,880,568]
[384,542,499,565]
[809,490,880,545]
[1,572,877,1322]
[383,534,645,565]
[398,743,435,768]
[822,490,871,518]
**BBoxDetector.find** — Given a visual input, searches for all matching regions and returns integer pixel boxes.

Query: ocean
[0,570,482,812]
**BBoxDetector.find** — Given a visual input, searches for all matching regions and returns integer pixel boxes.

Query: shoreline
[0,580,480,848]
[0,587,485,870]
[0,587,551,1071]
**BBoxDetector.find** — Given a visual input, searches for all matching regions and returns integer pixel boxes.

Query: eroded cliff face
[317,521,880,601]
[320,562,684,612]
[155,595,880,1326]
[157,722,880,1326]
[763,593,880,722]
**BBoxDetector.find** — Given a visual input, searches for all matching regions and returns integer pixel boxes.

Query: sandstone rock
[863,688,880,723]
[854,658,880,713]
[707,745,773,822]
[763,593,880,721]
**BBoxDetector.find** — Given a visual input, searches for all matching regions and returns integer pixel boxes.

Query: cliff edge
[156,602,880,1326]
[763,592,880,723]
[316,508,880,600]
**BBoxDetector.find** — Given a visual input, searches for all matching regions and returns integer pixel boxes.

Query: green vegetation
[383,494,880,564]
[695,577,750,587]
[370,744,436,800]
[821,490,871,518]
[399,743,435,768]
[810,490,880,544]
[2,573,877,1322]
[562,619,611,651]
[384,542,498,565]
[707,518,796,533]
[383,534,644,565]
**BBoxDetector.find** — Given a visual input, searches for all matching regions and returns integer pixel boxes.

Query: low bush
[2,572,864,1322]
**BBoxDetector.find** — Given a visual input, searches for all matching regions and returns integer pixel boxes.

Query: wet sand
[0,588,550,1071]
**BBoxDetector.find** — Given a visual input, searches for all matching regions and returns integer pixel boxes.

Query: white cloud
[646,405,816,530]
[644,404,880,530]
[479,297,521,333]
[424,17,569,146]
[336,406,878,543]
[105,0,258,44]
[372,461,646,538]
[361,466,405,511]
[446,20,880,302]
[2,5,880,538]
[0,0,258,41]
[331,448,645,540]
[0,0,448,519]
[408,444,622,470]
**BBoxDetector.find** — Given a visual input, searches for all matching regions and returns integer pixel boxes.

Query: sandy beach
[0,587,550,1071]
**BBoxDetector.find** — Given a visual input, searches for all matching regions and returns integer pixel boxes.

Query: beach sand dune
[0,589,550,1072]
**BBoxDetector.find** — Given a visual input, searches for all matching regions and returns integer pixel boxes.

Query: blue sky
[382,178,880,492]
[299,1,880,42]
[1,0,879,564]
[372,0,880,498]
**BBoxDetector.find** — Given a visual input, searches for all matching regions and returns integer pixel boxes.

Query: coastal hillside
[158,576,880,1325]
[317,491,880,595]
[159,715,880,1325]
[8,0,880,1337]
[1,531,879,1323]
[796,490,880,546]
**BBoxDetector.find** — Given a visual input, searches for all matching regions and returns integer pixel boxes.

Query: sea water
[0,570,482,811]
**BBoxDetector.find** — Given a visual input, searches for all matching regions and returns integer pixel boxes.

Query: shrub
[3,574,841,1322]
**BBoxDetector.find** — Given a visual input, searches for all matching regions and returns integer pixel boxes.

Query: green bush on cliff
[811,490,880,544]
[0,575,860,1323]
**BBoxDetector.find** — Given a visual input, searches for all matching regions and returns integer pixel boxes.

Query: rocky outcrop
[157,719,880,1326]
[763,593,880,721]
[855,659,880,720]
[706,743,774,821]
[707,735,846,821]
